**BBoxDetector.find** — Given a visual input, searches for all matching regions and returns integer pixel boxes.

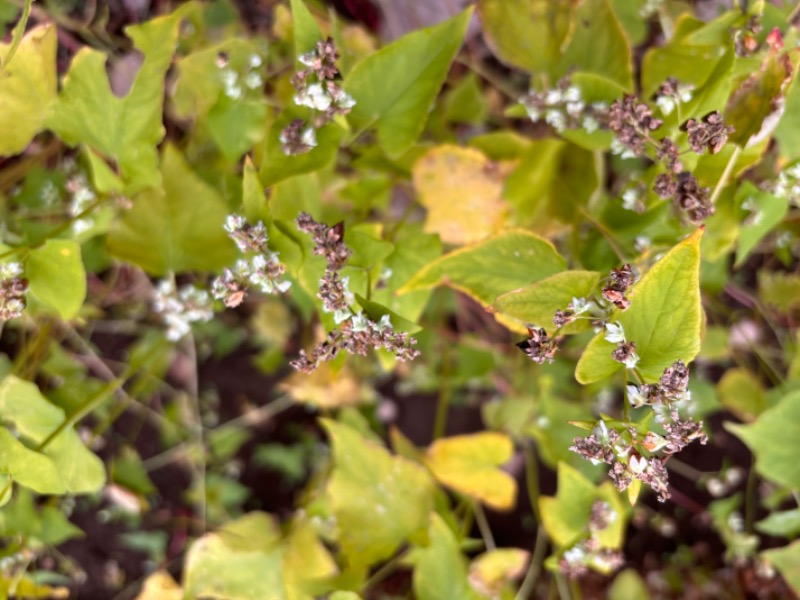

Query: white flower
[582,115,599,133]
[566,101,585,117]
[570,297,591,315]
[378,314,392,331]
[564,86,581,103]
[294,83,332,111]
[525,106,541,122]
[334,309,352,324]
[351,312,369,332]
[626,384,648,408]
[656,95,675,116]
[244,72,263,90]
[545,109,566,132]
[629,455,648,475]
[604,321,626,344]
[622,188,639,211]
[298,50,317,67]
[249,54,263,68]
[545,89,562,105]
[623,350,640,369]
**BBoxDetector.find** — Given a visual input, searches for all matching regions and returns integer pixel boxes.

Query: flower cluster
[770,162,800,207]
[570,361,708,502]
[516,326,558,364]
[733,15,762,57]
[517,264,636,363]
[607,94,663,157]
[282,38,355,156]
[521,78,606,133]
[290,213,420,373]
[216,51,264,101]
[67,174,97,235]
[153,280,213,342]
[212,214,291,308]
[0,262,28,322]
[606,85,730,224]
[559,500,624,577]
[684,112,735,155]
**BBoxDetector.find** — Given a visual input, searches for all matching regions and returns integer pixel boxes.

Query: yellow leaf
[468,548,529,597]
[424,432,517,511]
[413,145,508,245]
[134,571,182,600]
[280,363,373,408]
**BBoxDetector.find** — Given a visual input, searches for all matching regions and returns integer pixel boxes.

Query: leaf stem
[473,500,496,551]
[515,526,548,600]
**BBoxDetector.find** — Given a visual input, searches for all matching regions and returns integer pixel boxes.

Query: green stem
[744,456,758,535]
[0,0,33,76]
[432,338,452,440]
[524,442,541,521]
[708,146,742,207]
[515,527,548,600]
[473,501,496,551]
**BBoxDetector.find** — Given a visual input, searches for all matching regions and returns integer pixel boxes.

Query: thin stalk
[523,442,541,521]
[744,456,758,535]
[473,501,496,551]
[709,146,742,207]
[183,331,206,531]
[554,572,572,600]
[432,339,453,440]
[515,527,548,600]
[362,549,408,592]
[587,150,606,212]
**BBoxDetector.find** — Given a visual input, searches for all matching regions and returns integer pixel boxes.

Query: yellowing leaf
[468,549,529,598]
[323,419,434,568]
[0,25,57,156]
[576,228,704,384]
[413,145,508,245]
[135,571,182,600]
[763,541,800,597]
[424,432,517,511]
[399,230,565,308]
[280,364,372,409]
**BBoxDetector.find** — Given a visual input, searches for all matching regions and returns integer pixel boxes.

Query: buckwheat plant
[211,214,291,308]
[558,500,624,577]
[152,279,213,342]
[521,77,606,134]
[290,212,420,373]
[281,38,355,156]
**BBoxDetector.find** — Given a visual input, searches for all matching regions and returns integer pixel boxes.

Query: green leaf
[609,569,650,600]
[259,115,345,187]
[47,12,183,192]
[208,96,267,162]
[107,144,236,275]
[504,140,598,228]
[762,541,800,596]
[717,368,767,422]
[0,376,105,494]
[759,271,800,313]
[0,428,65,495]
[493,270,602,334]
[726,391,800,490]
[0,489,83,545]
[560,73,625,150]
[242,156,269,224]
[734,182,789,267]
[557,0,633,91]
[322,419,434,568]
[0,25,57,156]
[424,432,517,511]
[345,9,472,158]
[539,462,599,548]
[725,49,793,148]
[184,513,286,600]
[443,74,487,125]
[576,229,704,384]
[478,0,574,76]
[27,239,86,320]
[398,230,566,308]
[291,0,323,60]
[756,510,800,539]
[408,514,481,600]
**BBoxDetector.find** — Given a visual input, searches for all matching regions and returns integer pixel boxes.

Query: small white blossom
[656,95,676,116]
[629,455,648,475]
[582,115,599,133]
[623,350,640,369]
[545,89,562,104]
[570,297,591,315]
[295,83,332,111]
[351,312,369,332]
[244,71,263,90]
[627,384,648,408]
[622,188,639,211]
[563,86,581,103]
[545,109,566,132]
[604,321,626,344]
[249,54,263,68]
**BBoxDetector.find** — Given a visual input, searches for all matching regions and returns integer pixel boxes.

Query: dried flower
[653,77,694,116]
[224,214,268,253]
[280,119,317,156]
[611,341,639,369]
[684,111,734,155]
[656,138,683,173]
[655,171,714,223]
[602,264,635,310]
[296,213,351,271]
[607,95,663,156]
[517,326,558,364]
